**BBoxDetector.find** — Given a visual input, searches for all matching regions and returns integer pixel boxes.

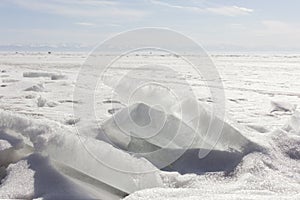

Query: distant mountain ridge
[0,44,93,52]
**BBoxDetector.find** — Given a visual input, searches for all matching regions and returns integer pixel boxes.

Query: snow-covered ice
[0,52,300,199]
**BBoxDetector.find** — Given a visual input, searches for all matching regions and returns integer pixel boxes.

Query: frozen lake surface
[0,52,299,199]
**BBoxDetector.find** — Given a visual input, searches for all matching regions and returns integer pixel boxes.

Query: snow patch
[0,140,11,151]
[0,160,34,199]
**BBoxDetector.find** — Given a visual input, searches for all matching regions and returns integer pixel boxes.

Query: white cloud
[75,22,95,26]
[206,6,253,17]
[149,0,203,11]
[149,0,253,16]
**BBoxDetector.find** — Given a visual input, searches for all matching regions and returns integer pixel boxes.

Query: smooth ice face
[170,98,257,153]
[101,102,205,151]
[102,102,257,152]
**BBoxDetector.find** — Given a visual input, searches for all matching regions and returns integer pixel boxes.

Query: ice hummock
[0,110,163,196]
[270,100,297,113]
[124,111,300,200]
[100,102,260,174]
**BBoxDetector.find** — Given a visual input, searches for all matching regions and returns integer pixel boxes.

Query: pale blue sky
[1,0,300,51]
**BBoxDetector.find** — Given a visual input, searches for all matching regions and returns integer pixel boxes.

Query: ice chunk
[65,116,80,125]
[247,124,269,133]
[102,102,256,153]
[23,71,56,78]
[37,96,47,107]
[2,79,19,83]
[25,154,98,199]
[270,101,297,113]
[0,110,163,194]
[24,83,45,92]
[46,101,59,107]
[25,93,37,99]
[285,111,300,134]
[0,154,98,199]
[171,98,257,153]
[101,103,208,151]
[101,102,259,174]
[51,74,67,80]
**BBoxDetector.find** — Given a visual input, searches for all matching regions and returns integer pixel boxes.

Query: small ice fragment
[51,74,67,80]
[270,101,297,113]
[37,96,47,107]
[24,83,45,92]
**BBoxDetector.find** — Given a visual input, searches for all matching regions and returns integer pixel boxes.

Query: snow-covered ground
[0,52,300,199]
